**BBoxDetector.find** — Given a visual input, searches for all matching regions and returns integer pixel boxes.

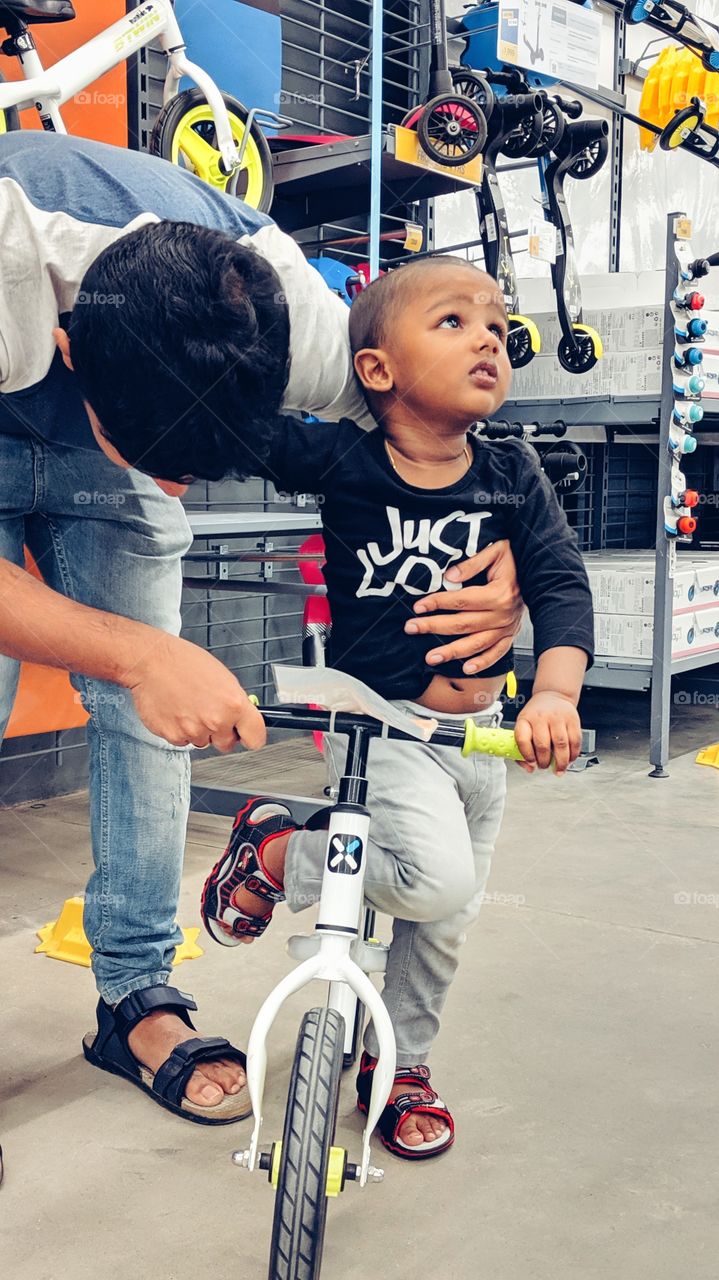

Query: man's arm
[0,558,265,751]
[257,414,353,496]
[248,225,377,429]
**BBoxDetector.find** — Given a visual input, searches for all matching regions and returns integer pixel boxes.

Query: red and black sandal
[356,1051,455,1160]
[200,797,298,946]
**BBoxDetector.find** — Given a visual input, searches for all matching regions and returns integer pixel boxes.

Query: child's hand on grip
[514,691,582,777]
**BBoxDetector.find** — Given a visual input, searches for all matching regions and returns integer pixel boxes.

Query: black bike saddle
[0,1,75,27]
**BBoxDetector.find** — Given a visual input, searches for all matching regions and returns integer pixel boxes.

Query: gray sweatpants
[283,699,508,1066]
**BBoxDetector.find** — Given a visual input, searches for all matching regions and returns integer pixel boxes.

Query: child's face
[380,264,512,427]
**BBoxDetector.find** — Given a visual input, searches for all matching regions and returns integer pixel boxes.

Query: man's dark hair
[68,221,291,482]
[348,254,488,355]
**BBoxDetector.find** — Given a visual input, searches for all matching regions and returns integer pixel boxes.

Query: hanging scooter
[400,0,488,167]
[537,116,609,372]
[457,70,545,367]
[658,94,719,163]
[607,0,719,74]
[456,65,608,373]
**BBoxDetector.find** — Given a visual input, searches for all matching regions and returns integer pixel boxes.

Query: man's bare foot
[387,1079,449,1146]
[127,1011,246,1108]
[224,829,292,946]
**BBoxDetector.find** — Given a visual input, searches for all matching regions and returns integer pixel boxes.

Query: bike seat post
[337,723,371,807]
[314,723,374,938]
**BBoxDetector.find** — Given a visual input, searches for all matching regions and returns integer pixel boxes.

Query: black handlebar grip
[497,91,544,130]
[563,118,609,152]
[553,95,583,120]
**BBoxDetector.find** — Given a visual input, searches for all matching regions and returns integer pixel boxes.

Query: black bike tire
[0,71,20,133]
[417,93,487,166]
[567,135,609,180]
[149,87,274,213]
[269,1007,346,1280]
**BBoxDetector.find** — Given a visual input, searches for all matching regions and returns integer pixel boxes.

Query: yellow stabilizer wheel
[325,1147,347,1197]
[269,1140,282,1189]
[150,89,274,213]
[271,1141,347,1195]
[506,671,518,699]
[461,722,523,760]
[507,314,541,369]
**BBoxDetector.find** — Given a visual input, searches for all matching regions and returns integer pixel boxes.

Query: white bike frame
[245,790,397,1188]
[0,0,240,173]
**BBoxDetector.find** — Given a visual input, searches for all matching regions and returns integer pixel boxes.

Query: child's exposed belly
[414,672,506,714]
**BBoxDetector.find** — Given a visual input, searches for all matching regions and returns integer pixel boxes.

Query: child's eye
[490,322,508,342]
[439,314,461,329]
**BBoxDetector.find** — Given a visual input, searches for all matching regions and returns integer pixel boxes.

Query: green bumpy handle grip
[461,721,524,760]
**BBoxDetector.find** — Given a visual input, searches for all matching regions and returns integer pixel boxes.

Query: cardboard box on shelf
[582,553,719,614]
[511,348,663,401]
[516,606,719,661]
[672,608,719,659]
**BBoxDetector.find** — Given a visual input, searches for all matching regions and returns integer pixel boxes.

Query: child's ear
[353,347,394,393]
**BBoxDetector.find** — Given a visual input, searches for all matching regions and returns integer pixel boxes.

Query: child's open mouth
[469,360,498,389]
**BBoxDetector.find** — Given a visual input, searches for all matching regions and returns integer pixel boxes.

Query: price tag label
[403,223,424,252]
[674,216,693,240]
[528,214,556,264]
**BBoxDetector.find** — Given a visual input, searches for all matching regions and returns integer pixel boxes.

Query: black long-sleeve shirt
[261,418,595,700]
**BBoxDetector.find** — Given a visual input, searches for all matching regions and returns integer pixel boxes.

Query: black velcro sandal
[356,1051,455,1160]
[82,985,251,1125]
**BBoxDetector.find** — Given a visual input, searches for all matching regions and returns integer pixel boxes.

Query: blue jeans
[0,434,193,1004]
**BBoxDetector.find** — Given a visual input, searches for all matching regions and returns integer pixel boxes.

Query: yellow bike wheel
[150,88,273,213]
[0,71,20,135]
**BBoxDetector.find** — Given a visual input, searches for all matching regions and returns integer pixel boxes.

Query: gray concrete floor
[1,692,719,1279]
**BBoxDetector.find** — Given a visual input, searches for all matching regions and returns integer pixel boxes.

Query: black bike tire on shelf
[567,136,609,180]
[149,87,274,213]
[0,71,21,133]
[268,1007,346,1280]
[450,69,495,119]
[417,93,487,166]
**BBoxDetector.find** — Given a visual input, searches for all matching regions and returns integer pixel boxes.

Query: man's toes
[185,1071,225,1107]
[198,1059,247,1095]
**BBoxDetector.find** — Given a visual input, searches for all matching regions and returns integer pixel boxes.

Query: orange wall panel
[4,551,89,739]
[2,0,129,146]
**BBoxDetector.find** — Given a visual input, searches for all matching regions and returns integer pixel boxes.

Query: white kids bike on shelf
[234,666,525,1280]
[0,0,286,211]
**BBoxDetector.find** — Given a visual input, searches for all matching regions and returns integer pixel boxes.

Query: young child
[201,256,594,1159]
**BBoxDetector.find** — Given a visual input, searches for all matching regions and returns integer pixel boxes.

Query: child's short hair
[348,255,492,354]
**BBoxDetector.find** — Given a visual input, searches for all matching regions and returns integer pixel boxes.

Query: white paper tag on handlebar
[271,665,438,741]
